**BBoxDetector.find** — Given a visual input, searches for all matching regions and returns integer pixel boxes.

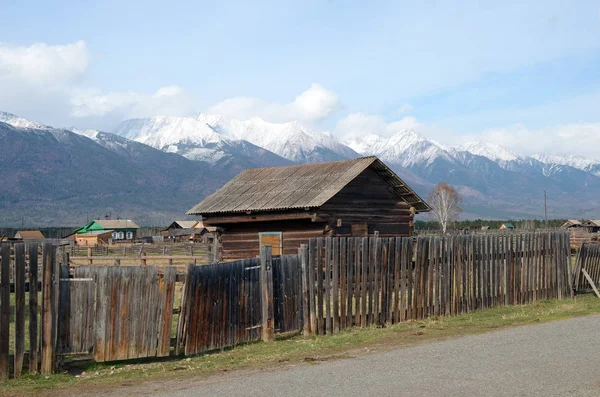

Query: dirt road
[57,315,600,397]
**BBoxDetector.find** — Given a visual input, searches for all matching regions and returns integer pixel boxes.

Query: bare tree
[428,182,462,233]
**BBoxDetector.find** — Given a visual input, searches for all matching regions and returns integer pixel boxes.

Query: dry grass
[3,293,600,396]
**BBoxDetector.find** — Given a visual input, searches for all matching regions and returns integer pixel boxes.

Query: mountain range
[1,110,599,226]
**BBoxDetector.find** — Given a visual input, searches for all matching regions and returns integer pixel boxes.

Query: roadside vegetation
[3,293,600,396]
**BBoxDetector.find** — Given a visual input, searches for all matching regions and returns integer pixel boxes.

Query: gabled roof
[584,220,600,227]
[561,220,582,228]
[501,223,515,228]
[187,156,430,215]
[94,219,139,229]
[77,230,114,237]
[166,220,198,229]
[14,230,44,240]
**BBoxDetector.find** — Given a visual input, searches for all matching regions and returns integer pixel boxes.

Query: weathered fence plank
[0,244,9,380]
[29,243,39,375]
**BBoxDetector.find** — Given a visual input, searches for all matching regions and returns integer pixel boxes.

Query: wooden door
[260,232,282,255]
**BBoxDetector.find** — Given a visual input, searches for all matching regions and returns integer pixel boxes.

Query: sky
[1,0,600,157]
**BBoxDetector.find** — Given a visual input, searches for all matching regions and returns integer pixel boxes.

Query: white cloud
[0,40,89,87]
[0,41,194,129]
[70,85,190,118]
[206,83,339,123]
[397,104,413,114]
[335,112,420,140]
[463,123,600,159]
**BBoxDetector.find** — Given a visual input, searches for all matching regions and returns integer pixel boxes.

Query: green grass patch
[3,294,600,396]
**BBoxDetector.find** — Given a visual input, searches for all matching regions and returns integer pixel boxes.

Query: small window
[351,224,368,237]
[118,231,124,240]
[112,232,119,240]
[126,231,133,240]
[259,232,282,255]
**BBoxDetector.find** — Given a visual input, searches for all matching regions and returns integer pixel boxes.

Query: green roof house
[75,219,140,241]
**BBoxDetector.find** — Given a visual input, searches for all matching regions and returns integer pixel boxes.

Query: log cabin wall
[318,167,414,237]
[213,219,328,262]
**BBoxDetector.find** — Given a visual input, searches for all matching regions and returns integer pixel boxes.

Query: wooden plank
[12,243,25,377]
[300,245,310,335]
[340,238,347,330]
[29,243,39,374]
[40,243,55,374]
[354,238,361,327]
[332,238,339,333]
[0,244,9,380]
[316,238,324,335]
[324,237,332,334]
[307,239,317,335]
[399,238,407,322]
[582,269,600,298]
[360,237,368,327]
[116,267,131,360]
[260,246,274,341]
[93,267,107,362]
[344,238,352,329]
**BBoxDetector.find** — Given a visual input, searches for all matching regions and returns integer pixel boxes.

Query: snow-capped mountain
[456,141,521,163]
[0,111,48,129]
[113,116,290,167]
[531,154,600,177]
[345,129,453,168]
[196,114,358,163]
[113,114,357,165]
[2,109,600,220]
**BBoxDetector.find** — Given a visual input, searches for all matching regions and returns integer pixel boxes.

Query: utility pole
[544,190,547,227]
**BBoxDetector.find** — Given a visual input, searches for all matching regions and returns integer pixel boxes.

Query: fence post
[14,243,26,378]
[260,245,274,342]
[299,245,311,336]
[41,242,56,375]
[87,247,93,265]
[0,243,9,381]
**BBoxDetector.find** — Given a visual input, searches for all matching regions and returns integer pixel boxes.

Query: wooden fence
[573,243,600,292]
[176,259,263,356]
[301,232,572,335]
[58,265,177,362]
[0,231,575,378]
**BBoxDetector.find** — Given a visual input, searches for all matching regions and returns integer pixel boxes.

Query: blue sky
[1,0,600,156]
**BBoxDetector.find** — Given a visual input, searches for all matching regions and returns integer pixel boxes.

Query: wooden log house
[187,156,431,261]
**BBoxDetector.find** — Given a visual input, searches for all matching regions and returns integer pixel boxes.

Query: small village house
[561,220,583,229]
[187,157,430,261]
[499,223,515,230]
[74,230,113,246]
[14,230,45,240]
[72,219,140,244]
[583,220,600,233]
[161,220,217,243]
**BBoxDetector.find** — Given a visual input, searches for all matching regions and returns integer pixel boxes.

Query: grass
[3,293,600,396]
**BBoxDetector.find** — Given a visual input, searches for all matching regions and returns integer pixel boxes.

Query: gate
[177,258,263,355]
[57,265,177,362]
[272,255,303,333]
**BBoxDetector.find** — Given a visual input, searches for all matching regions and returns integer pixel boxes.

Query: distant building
[14,230,45,240]
[583,220,600,233]
[561,220,583,229]
[75,230,114,246]
[162,220,217,243]
[499,223,515,230]
[74,219,140,243]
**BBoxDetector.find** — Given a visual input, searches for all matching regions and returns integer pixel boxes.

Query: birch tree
[428,182,462,233]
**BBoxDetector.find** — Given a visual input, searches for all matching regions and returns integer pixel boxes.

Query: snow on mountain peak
[346,128,449,167]
[114,116,222,149]
[457,141,520,162]
[0,112,48,129]
[531,153,599,170]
